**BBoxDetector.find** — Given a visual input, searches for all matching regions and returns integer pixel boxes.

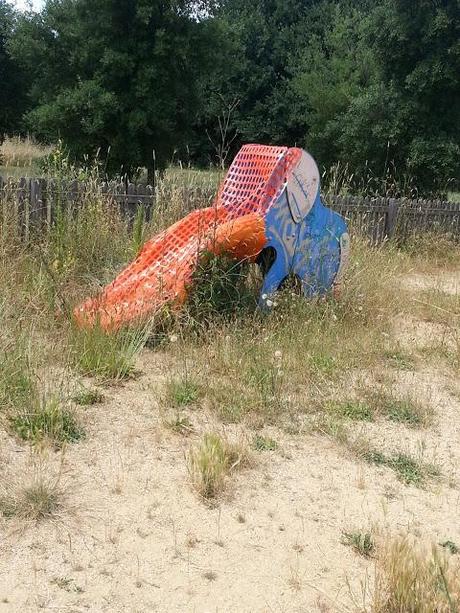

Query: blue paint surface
[259,185,348,308]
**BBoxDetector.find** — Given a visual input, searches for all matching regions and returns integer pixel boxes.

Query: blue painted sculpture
[258,149,350,308]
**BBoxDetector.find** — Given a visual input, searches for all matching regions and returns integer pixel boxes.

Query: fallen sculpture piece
[75,144,349,329]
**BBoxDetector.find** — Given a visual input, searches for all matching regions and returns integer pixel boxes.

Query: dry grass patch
[411,289,459,325]
[401,232,460,271]
[0,462,64,522]
[371,536,460,612]
[188,432,251,500]
[0,135,53,170]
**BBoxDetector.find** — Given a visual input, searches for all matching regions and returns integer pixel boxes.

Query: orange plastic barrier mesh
[75,145,302,329]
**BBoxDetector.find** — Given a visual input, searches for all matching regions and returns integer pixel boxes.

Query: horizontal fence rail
[1,175,459,243]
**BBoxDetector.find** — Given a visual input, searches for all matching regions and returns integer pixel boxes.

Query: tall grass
[167,236,406,431]
[0,135,53,173]
[372,537,459,612]
[70,323,150,380]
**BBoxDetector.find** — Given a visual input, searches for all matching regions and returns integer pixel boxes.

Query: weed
[0,472,62,521]
[51,577,82,593]
[216,401,245,424]
[243,354,285,418]
[440,541,459,555]
[252,435,278,451]
[165,413,194,436]
[207,384,246,424]
[185,253,256,328]
[0,341,35,413]
[188,433,250,500]
[70,323,148,380]
[72,387,104,406]
[385,399,429,426]
[342,531,375,558]
[203,571,217,581]
[185,533,199,548]
[366,389,433,427]
[362,449,387,466]
[11,395,84,446]
[389,453,440,486]
[165,377,200,407]
[359,445,441,487]
[384,350,415,371]
[308,354,337,376]
[328,400,374,421]
[310,415,349,445]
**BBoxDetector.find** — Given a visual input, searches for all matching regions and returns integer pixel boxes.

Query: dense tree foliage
[3,0,459,193]
[0,0,26,140]
[9,0,218,176]
[368,0,460,193]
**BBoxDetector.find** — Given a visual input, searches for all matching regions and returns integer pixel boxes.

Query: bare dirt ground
[1,269,459,613]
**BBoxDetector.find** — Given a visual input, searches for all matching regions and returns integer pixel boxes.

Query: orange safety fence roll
[74,144,302,330]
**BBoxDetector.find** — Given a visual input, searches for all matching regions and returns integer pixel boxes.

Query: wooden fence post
[385,198,400,239]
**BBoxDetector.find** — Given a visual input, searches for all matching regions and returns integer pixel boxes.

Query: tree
[191,0,317,165]
[289,0,378,170]
[0,1,26,139]
[10,0,219,178]
[353,0,460,193]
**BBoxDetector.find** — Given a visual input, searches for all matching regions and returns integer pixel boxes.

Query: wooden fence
[1,175,459,242]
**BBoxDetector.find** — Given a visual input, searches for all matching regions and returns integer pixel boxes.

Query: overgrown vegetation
[0,138,459,610]
[0,160,458,545]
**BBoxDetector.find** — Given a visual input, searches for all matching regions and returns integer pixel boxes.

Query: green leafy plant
[165,377,200,407]
[252,435,278,452]
[342,531,375,557]
[72,387,104,406]
[11,395,84,446]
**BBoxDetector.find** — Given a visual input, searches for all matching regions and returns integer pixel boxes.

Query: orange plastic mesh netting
[74,144,302,329]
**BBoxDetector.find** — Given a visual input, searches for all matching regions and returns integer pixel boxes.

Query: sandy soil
[399,270,460,296]
[1,271,459,613]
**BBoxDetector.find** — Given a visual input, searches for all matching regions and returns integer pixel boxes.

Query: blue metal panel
[259,155,348,309]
